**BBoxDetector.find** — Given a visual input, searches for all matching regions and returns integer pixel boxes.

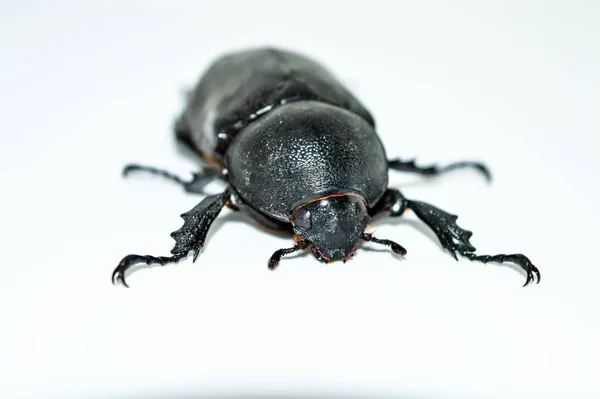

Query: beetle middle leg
[388,158,491,182]
[112,188,231,287]
[123,164,222,194]
[373,189,540,286]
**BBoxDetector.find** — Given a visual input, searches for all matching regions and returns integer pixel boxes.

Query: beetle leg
[122,163,223,194]
[112,188,231,287]
[388,158,491,182]
[373,189,540,286]
[369,188,409,217]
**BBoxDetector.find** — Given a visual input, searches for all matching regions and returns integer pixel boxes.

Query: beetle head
[291,194,370,261]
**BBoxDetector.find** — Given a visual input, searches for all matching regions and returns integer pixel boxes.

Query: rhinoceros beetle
[113,48,540,287]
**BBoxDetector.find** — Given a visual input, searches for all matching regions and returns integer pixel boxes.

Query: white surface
[1,1,599,398]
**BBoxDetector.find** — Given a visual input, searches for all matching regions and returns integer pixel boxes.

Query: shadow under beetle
[113,48,540,287]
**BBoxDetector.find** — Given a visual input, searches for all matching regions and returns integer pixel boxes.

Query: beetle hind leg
[112,189,231,287]
[123,163,222,194]
[388,158,491,182]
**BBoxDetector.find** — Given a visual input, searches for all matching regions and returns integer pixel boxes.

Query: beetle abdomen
[226,101,388,221]
[177,48,375,166]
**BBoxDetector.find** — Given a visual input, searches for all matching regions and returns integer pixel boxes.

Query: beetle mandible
[113,48,540,287]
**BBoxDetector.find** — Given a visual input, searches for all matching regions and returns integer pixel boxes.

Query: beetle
[112,48,540,287]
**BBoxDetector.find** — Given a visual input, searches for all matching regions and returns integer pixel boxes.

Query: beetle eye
[294,208,311,229]
[355,199,366,215]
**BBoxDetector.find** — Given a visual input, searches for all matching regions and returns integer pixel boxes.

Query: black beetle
[113,48,540,287]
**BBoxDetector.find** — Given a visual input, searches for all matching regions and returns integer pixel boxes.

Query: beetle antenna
[268,241,310,270]
[361,233,407,255]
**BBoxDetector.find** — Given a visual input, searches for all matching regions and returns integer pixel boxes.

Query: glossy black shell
[176,48,375,164]
[227,101,388,221]
[176,48,389,221]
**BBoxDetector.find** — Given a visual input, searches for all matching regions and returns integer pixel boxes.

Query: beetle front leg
[112,188,231,287]
[374,189,540,286]
[123,163,223,194]
[388,158,491,182]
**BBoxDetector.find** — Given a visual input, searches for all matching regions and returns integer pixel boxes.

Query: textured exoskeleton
[114,48,540,287]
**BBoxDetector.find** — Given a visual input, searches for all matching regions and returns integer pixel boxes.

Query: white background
[1,1,599,398]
